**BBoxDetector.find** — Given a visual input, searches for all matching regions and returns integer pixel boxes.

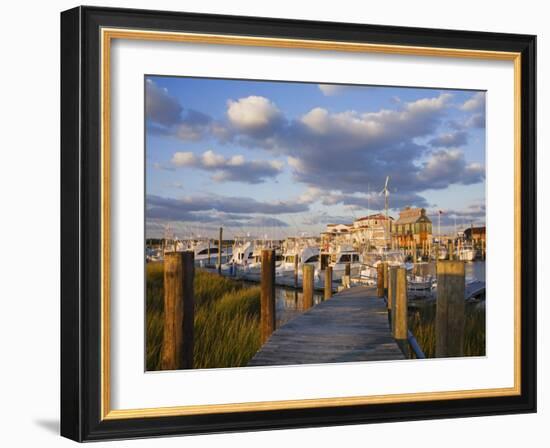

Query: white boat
[177,239,232,267]
[407,274,436,293]
[146,247,163,263]
[329,245,362,280]
[241,240,284,274]
[222,237,255,273]
[457,243,477,261]
[276,245,320,278]
[359,248,407,283]
[437,245,448,260]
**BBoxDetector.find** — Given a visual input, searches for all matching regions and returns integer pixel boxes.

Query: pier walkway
[248,286,405,366]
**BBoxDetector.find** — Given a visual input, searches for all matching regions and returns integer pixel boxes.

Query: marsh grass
[146,261,486,369]
[146,262,261,371]
[408,302,486,358]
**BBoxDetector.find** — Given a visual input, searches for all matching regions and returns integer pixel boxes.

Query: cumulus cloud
[460,92,486,112]
[429,130,468,148]
[169,150,284,184]
[227,96,282,134]
[318,84,349,96]
[319,190,429,211]
[153,90,482,200]
[456,92,486,130]
[148,88,485,227]
[146,194,308,227]
[416,149,485,189]
[301,212,352,226]
[465,113,485,129]
[267,93,455,194]
[145,79,182,126]
[429,202,486,226]
[145,79,215,141]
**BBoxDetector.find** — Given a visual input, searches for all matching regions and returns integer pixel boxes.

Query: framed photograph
[61,6,536,441]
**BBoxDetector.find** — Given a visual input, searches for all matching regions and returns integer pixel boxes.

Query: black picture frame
[61,5,536,442]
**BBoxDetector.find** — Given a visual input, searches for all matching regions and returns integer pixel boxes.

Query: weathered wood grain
[249,286,405,366]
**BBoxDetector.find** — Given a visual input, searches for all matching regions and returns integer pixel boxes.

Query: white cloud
[460,92,485,112]
[171,151,197,167]
[417,149,485,188]
[227,96,282,131]
[301,108,330,134]
[318,84,347,96]
[287,156,306,172]
[228,155,245,166]
[201,149,226,167]
[168,150,284,184]
[429,130,468,147]
[145,79,182,126]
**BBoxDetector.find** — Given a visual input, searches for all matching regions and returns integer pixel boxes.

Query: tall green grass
[408,302,486,358]
[146,262,261,370]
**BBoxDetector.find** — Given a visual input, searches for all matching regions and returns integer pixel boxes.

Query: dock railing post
[324,266,332,300]
[376,263,385,298]
[303,264,314,310]
[388,266,397,326]
[294,256,299,289]
[342,262,351,288]
[217,227,223,274]
[383,262,389,296]
[261,249,276,344]
[394,267,408,356]
[161,251,194,370]
[435,261,465,357]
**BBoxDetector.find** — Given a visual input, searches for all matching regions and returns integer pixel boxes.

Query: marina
[147,198,487,369]
[154,243,485,370]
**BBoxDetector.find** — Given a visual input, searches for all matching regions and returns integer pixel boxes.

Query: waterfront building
[351,213,394,249]
[392,207,433,248]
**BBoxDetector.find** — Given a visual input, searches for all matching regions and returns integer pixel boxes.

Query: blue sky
[145,76,486,239]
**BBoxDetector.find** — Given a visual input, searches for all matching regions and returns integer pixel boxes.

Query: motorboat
[177,239,232,267]
[329,244,362,280]
[276,245,320,278]
[457,243,477,261]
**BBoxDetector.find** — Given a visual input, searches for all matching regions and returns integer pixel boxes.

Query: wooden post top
[436,260,465,275]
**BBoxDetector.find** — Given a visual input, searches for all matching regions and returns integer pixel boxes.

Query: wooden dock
[248,286,405,366]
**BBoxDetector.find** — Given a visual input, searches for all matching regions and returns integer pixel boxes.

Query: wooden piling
[383,262,389,294]
[217,227,223,274]
[320,254,329,271]
[161,251,194,370]
[376,263,385,298]
[324,266,333,300]
[260,249,276,344]
[387,266,397,312]
[294,256,299,288]
[303,264,314,310]
[345,262,351,277]
[435,261,465,357]
[393,267,408,341]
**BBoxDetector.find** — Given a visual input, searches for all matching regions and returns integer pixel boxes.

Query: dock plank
[248,286,405,366]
